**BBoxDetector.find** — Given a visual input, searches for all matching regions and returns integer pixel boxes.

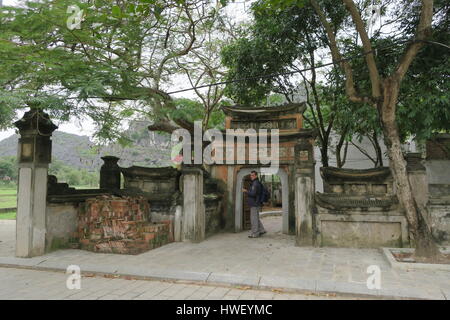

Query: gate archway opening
[234,167,289,234]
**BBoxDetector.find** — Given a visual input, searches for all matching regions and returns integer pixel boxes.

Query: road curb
[381,247,450,272]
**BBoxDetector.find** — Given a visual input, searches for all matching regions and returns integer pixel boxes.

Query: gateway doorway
[235,167,289,234]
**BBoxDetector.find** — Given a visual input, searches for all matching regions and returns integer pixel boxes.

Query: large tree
[0,0,232,139]
[311,0,444,259]
[249,0,448,259]
[221,0,387,167]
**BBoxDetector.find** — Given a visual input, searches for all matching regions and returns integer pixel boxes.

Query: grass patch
[0,188,17,196]
[0,187,17,210]
[0,196,17,208]
[0,211,16,220]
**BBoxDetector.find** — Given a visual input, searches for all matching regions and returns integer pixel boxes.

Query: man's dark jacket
[247,178,262,207]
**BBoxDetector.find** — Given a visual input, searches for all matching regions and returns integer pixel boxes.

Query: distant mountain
[0,121,172,171]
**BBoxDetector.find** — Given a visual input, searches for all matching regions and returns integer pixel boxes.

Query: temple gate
[208,103,317,245]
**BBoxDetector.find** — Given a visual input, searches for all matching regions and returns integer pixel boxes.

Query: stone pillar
[174,205,183,242]
[405,152,429,221]
[181,166,205,242]
[294,135,316,246]
[14,107,57,257]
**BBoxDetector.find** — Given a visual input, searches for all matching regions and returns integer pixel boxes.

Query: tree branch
[342,0,382,99]
[310,0,372,104]
[393,0,434,82]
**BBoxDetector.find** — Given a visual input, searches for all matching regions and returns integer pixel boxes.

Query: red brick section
[76,195,173,255]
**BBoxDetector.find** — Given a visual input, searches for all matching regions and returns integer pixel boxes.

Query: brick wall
[76,195,173,255]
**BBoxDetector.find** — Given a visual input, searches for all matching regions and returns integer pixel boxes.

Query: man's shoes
[248,234,260,238]
[260,231,267,235]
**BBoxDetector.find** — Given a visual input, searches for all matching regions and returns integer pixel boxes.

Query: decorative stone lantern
[15,107,57,164]
[14,106,58,257]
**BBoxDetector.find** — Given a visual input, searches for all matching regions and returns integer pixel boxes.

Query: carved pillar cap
[181,164,204,175]
[14,107,58,135]
[101,155,120,163]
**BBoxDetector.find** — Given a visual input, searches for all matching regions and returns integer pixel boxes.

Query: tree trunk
[380,78,440,260]
[336,126,349,168]
[321,141,329,167]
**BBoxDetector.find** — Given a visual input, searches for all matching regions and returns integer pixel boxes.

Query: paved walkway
[0,218,449,299]
[0,267,361,300]
[0,220,15,257]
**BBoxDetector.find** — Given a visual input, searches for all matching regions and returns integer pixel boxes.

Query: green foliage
[0,211,16,220]
[397,24,450,140]
[0,0,228,138]
[220,0,354,166]
[0,156,17,181]
[0,195,17,208]
[222,0,449,149]
[221,0,347,105]
[340,33,450,142]
[49,159,99,187]
[161,98,226,130]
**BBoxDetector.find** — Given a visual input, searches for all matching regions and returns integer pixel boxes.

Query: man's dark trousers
[247,179,266,236]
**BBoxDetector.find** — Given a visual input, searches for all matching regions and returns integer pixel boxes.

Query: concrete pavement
[0,217,449,300]
[0,267,366,300]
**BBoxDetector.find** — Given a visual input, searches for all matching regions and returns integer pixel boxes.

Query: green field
[0,184,96,220]
[0,187,17,220]
[74,185,99,190]
[0,211,16,220]
[0,188,17,196]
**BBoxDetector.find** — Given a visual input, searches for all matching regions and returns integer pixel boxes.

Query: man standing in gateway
[243,171,266,238]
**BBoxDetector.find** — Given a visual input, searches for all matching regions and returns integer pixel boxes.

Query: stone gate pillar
[14,107,57,257]
[405,152,429,221]
[181,166,205,242]
[294,133,316,246]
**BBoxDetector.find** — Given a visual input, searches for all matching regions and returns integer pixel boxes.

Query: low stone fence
[121,166,181,226]
[45,171,178,253]
[315,167,409,248]
[0,208,16,214]
[428,184,450,245]
[77,195,172,255]
[205,193,223,237]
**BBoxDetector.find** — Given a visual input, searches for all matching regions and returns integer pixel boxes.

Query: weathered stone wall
[121,166,179,195]
[205,194,223,237]
[428,184,450,245]
[120,166,181,234]
[424,134,450,223]
[315,203,408,248]
[77,195,173,254]
[149,199,178,224]
[45,202,78,252]
[315,167,409,248]
[425,160,450,184]
[46,175,119,253]
[319,220,404,248]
